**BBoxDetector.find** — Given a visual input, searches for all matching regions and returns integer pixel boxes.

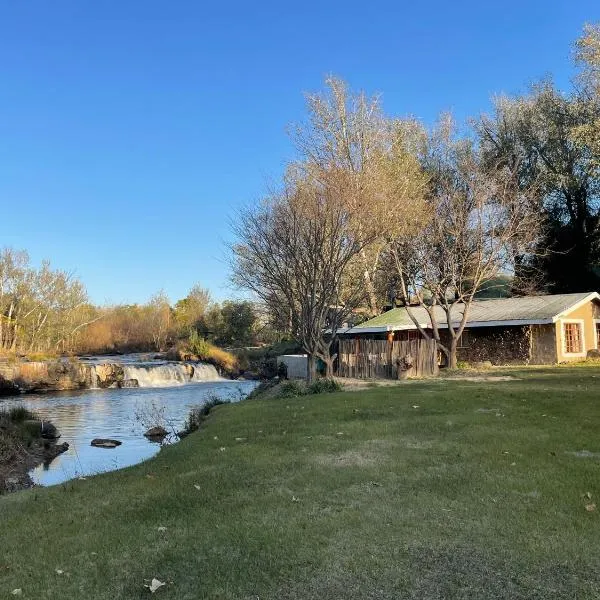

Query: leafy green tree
[173,284,212,338]
[216,301,257,346]
[477,83,600,292]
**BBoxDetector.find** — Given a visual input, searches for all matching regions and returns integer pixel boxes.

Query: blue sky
[1,1,598,305]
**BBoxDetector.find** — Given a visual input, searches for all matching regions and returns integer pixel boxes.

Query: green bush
[275,378,341,399]
[4,406,36,424]
[277,380,305,398]
[182,396,230,435]
[188,330,213,357]
[306,378,342,394]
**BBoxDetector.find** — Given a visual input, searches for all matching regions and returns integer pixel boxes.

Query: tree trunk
[448,337,458,369]
[307,353,317,383]
[323,354,336,378]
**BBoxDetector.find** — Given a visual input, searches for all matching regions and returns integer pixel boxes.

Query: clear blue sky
[1,1,598,305]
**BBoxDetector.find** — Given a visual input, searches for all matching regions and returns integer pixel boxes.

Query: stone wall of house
[444,326,531,365]
[530,324,557,364]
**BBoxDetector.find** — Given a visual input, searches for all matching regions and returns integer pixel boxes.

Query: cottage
[339,292,600,366]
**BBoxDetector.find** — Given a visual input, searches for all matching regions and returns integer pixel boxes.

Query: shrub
[182,396,230,434]
[185,331,238,373]
[5,407,36,423]
[0,407,42,449]
[245,380,279,400]
[306,378,341,395]
[277,380,305,398]
[276,378,340,399]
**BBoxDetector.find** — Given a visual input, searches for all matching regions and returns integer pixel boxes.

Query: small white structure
[277,354,308,379]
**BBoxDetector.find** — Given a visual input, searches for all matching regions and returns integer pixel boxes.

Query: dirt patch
[316,450,379,468]
[335,374,520,391]
[316,439,393,467]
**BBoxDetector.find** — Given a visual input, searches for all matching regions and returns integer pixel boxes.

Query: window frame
[561,319,586,357]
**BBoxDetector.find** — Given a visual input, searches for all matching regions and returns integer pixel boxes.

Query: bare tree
[391,121,542,368]
[292,77,428,315]
[231,174,374,381]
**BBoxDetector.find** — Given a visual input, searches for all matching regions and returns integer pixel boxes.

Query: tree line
[231,24,600,377]
[0,249,260,357]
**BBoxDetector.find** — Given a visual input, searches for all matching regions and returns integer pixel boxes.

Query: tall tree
[173,284,212,337]
[391,121,542,368]
[216,300,257,346]
[573,23,600,174]
[292,77,428,315]
[476,83,600,292]
[231,173,374,381]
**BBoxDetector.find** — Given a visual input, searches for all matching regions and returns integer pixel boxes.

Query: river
[0,356,257,486]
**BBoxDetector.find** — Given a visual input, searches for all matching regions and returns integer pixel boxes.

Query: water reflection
[0,381,257,486]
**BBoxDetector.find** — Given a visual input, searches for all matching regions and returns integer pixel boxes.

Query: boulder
[144,426,168,439]
[93,363,125,388]
[40,421,60,439]
[91,438,122,449]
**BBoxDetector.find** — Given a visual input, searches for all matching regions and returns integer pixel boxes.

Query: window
[564,322,583,354]
[596,321,600,349]
[457,330,470,348]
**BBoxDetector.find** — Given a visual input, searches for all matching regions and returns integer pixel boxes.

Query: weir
[121,362,221,387]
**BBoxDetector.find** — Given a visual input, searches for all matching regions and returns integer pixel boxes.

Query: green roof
[348,292,600,332]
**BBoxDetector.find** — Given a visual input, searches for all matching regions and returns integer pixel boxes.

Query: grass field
[2,367,600,599]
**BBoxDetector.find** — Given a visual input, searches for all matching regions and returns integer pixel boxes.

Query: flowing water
[0,356,257,486]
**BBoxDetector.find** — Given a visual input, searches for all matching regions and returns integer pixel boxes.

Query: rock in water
[91,438,122,449]
[144,426,168,439]
[40,421,59,439]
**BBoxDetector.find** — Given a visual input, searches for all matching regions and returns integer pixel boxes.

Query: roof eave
[552,292,600,322]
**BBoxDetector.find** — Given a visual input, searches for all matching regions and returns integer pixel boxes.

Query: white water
[123,362,222,387]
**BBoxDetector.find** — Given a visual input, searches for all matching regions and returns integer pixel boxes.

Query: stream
[0,356,257,486]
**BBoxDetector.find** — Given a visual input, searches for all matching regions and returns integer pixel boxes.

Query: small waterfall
[123,362,221,388]
[190,363,222,382]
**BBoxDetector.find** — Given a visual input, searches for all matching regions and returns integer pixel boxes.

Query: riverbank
[2,366,600,598]
[0,408,68,493]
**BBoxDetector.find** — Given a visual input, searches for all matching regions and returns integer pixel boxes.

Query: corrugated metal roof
[346,292,600,333]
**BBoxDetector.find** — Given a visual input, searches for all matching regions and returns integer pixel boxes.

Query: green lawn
[2,367,600,599]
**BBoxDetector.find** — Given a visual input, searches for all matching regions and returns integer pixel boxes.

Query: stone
[91,438,122,449]
[93,363,125,388]
[40,421,59,439]
[144,426,168,439]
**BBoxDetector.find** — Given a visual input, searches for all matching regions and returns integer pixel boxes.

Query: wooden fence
[337,338,438,379]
